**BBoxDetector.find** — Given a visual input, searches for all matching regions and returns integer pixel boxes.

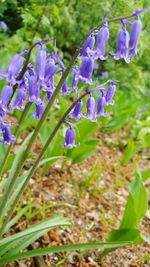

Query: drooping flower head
[79,56,94,84]
[28,75,40,104]
[96,95,107,116]
[0,21,7,32]
[105,81,116,105]
[5,54,24,85]
[61,79,69,95]
[71,66,79,92]
[12,89,26,110]
[95,21,109,60]
[63,127,76,148]
[0,123,16,145]
[70,100,83,121]
[85,95,96,121]
[33,102,44,120]
[36,48,47,82]
[111,20,130,63]
[129,17,142,57]
[0,86,13,118]
[82,34,95,56]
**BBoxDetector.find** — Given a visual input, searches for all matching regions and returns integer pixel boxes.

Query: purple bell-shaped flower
[0,86,13,118]
[71,66,79,92]
[12,89,26,110]
[5,54,24,85]
[28,75,40,104]
[79,56,94,84]
[61,79,69,95]
[105,82,116,105]
[129,17,142,58]
[36,48,47,82]
[96,95,107,116]
[111,22,130,63]
[69,100,83,120]
[85,95,96,121]
[82,34,95,56]
[95,22,109,60]
[63,127,76,148]
[33,102,44,120]
[0,123,16,145]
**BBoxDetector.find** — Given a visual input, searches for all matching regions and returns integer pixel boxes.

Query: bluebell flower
[55,52,65,71]
[12,89,26,110]
[71,66,79,91]
[0,21,7,32]
[43,58,57,91]
[96,95,107,116]
[82,34,95,56]
[28,75,40,104]
[0,86,13,118]
[129,17,142,58]
[5,54,24,85]
[33,102,44,120]
[0,123,16,145]
[79,56,94,84]
[69,100,83,120]
[105,82,116,105]
[61,79,69,95]
[85,95,96,121]
[36,48,47,82]
[47,91,53,100]
[63,127,76,148]
[95,22,109,60]
[111,23,130,63]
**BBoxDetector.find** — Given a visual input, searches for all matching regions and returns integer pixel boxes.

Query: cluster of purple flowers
[0,12,142,146]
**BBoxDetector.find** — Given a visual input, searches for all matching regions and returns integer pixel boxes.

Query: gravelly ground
[4,131,150,267]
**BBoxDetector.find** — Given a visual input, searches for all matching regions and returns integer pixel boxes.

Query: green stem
[0,49,79,227]
[0,103,32,178]
[0,91,87,237]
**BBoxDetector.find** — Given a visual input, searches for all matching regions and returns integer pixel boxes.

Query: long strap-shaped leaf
[0,214,70,249]
[0,241,132,266]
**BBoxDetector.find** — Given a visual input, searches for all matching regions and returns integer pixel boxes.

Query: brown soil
[4,130,150,267]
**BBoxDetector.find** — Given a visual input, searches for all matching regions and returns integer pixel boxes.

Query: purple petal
[69,100,83,120]
[0,86,13,107]
[63,127,76,148]
[0,123,16,145]
[82,34,95,56]
[12,89,26,110]
[61,79,69,95]
[129,18,142,57]
[36,49,47,81]
[96,95,107,116]
[33,102,44,120]
[85,96,96,121]
[95,24,109,60]
[79,56,94,84]
[28,75,40,103]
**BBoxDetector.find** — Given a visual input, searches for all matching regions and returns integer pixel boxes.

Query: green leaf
[108,229,143,243]
[120,170,148,229]
[142,168,150,181]
[0,241,132,265]
[106,114,128,131]
[120,140,135,165]
[2,207,28,233]
[0,133,32,219]
[67,142,97,164]
[0,214,70,257]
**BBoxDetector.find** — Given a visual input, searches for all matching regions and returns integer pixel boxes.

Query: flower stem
[0,91,88,237]
[0,49,79,226]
